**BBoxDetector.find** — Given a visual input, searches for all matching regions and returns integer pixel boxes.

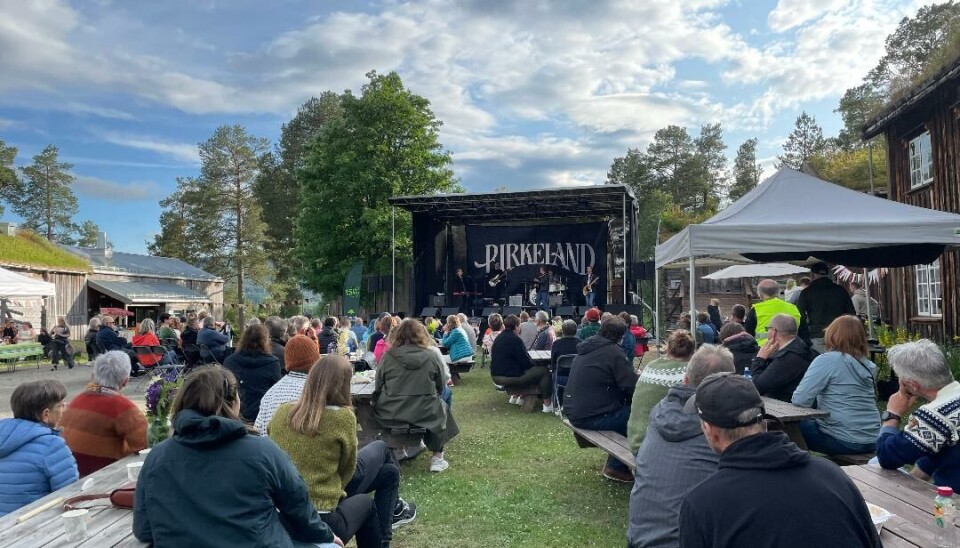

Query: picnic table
[351,378,425,458]
[843,463,954,547]
[0,342,44,373]
[0,455,147,547]
[761,396,828,449]
[528,350,551,366]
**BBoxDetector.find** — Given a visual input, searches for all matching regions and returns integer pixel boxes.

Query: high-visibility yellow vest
[752,298,801,344]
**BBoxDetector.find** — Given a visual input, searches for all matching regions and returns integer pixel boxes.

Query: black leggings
[50,339,75,368]
[345,440,401,542]
[319,495,381,548]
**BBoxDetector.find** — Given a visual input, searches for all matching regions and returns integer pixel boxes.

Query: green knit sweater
[267,403,357,511]
[626,356,689,453]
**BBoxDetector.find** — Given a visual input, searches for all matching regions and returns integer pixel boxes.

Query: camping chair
[182,343,202,369]
[552,354,576,412]
[132,346,175,390]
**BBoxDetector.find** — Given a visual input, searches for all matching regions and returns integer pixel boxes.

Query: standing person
[531,311,556,351]
[791,315,880,455]
[0,380,78,517]
[535,266,552,312]
[627,345,735,548]
[61,351,147,476]
[849,280,880,320]
[84,317,101,360]
[583,265,598,308]
[491,315,553,412]
[453,268,472,313]
[223,324,282,424]
[50,316,75,371]
[728,304,746,326]
[796,263,855,353]
[629,316,648,362]
[350,318,366,346]
[270,355,415,547]
[678,373,881,548]
[487,262,508,305]
[376,319,460,473]
[564,317,637,482]
[744,279,801,346]
[695,312,716,344]
[133,367,338,548]
[783,278,802,304]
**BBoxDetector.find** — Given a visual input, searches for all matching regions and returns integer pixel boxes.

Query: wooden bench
[0,343,44,373]
[828,453,875,466]
[506,386,542,412]
[562,419,635,471]
[448,360,474,385]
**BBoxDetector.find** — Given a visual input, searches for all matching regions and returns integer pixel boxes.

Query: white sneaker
[542,404,555,414]
[508,395,518,404]
[430,457,449,473]
[514,396,524,405]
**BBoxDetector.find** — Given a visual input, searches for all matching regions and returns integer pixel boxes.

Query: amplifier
[430,295,446,307]
[508,294,523,307]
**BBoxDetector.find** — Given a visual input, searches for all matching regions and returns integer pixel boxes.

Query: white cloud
[73,175,163,201]
[767,0,850,32]
[96,132,200,165]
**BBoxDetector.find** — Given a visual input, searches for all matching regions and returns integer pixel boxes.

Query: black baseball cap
[684,372,766,428]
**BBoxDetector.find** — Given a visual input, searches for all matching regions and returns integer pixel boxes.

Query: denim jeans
[570,406,632,472]
[537,290,550,311]
[799,420,876,455]
[586,291,595,308]
[441,386,453,408]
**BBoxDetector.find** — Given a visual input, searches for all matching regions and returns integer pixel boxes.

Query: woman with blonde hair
[373,315,399,363]
[792,315,880,455]
[133,367,337,547]
[441,315,473,363]
[377,319,460,473]
[50,316,75,371]
[270,355,414,546]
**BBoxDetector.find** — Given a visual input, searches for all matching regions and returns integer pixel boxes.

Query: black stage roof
[389,184,636,223]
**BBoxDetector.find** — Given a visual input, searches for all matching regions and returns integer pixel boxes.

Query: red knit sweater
[61,386,148,477]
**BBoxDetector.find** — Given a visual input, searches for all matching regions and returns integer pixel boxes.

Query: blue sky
[0,0,931,253]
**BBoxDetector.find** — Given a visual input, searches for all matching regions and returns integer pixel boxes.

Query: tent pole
[622,193,627,304]
[863,267,874,340]
[688,255,696,327]
[654,265,660,346]
[391,206,396,313]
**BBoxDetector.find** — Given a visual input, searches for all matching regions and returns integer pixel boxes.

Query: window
[908,131,933,189]
[915,259,941,317]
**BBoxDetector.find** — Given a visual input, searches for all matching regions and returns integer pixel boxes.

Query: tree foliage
[729,138,762,202]
[13,145,78,243]
[809,146,888,193]
[297,71,458,298]
[776,112,826,170]
[76,220,102,247]
[0,140,19,218]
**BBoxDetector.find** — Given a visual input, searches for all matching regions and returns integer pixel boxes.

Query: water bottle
[935,486,957,547]
[743,367,752,380]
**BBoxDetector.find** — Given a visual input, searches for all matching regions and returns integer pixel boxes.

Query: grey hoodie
[627,385,719,548]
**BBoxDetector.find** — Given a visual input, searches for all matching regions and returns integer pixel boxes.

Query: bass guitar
[582,275,597,296]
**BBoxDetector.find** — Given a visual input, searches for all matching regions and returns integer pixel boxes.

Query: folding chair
[132,346,169,390]
[199,343,222,366]
[182,343,202,369]
[552,354,576,412]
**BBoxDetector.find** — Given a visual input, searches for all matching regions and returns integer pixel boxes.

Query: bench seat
[828,453,875,466]
[562,419,635,471]
[0,344,44,372]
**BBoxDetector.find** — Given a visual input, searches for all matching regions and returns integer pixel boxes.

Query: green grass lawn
[0,231,90,270]
[390,370,631,548]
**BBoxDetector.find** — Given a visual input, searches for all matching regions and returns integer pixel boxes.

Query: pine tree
[776,112,826,170]
[729,138,762,201]
[14,145,78,242]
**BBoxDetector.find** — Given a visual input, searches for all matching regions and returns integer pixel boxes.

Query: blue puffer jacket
[0,418,78,516]
[442,327,473,362]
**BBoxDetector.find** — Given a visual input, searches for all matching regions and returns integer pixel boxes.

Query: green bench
[0,343,45,373]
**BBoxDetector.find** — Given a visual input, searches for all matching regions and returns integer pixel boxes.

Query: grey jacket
[628,384,719,548]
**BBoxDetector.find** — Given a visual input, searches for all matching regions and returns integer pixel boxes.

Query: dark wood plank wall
[880,80,960,342]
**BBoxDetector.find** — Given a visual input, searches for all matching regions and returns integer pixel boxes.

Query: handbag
[63,482,136,511]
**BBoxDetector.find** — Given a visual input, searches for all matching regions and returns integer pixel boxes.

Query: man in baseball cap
[678,372,880,547]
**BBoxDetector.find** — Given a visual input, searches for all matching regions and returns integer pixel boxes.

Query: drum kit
[525,279,568,305]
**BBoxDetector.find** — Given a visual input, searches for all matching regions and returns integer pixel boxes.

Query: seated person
[131,319,177,366]
[255,335,319,434]
[550,320,580,367]
[628,315,648,361]
[618,312,636,362]
[317,316,338,355]
[223,324,282,423]
[440,315,473,363]
[270,355,416,547]
[877,339,960,491]
[628,345,734,548]
[576,308,601,340]
[695,312,716,344]
[156,313,178,343]
[490,315,553,413]
[531,311,556,351]
[37,327,52,358]
[719,322,759,374]
[96,315,143,375]
[375,320,460,473]
[750,314,816,402]
[792,315,880,455]
[482,313,504,356]
[61,351,148,476]
[196,316,230,363]
[1,319,17,344]
[373,316,398,364]
[0,380,78,516]
[17,322,35,343]
[563,317,637,483]
[133,367,337,547]
[84,317,101,360]
[627,330,696,453]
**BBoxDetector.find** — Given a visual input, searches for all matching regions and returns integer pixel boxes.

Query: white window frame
[915,259,942,317]
[908,131,933,189]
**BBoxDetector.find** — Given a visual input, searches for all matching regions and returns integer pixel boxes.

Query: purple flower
[145,381,162,416]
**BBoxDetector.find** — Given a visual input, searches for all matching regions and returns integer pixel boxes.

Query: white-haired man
[60,351,147,476]
[627,345,734,548]
[876,339,960,491]
[678,373,880,547]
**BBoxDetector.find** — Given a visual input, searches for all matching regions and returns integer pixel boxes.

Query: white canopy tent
[0,267,56,298]
[654,168,960,337]
[702,263,810,280]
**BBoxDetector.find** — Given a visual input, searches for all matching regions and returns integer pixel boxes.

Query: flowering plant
[145,370,182,446]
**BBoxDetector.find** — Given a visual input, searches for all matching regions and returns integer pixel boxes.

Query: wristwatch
[881,411,902,423]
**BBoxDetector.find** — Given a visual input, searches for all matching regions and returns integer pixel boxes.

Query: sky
[0,0,934,254]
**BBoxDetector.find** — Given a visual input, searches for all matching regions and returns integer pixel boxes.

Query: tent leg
[654,266,660,344]
[391,206,396,313]
[863,268,874,341]
[688,255,696,326]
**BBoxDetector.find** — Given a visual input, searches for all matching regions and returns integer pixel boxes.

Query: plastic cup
[127,461,144,481]
[62,509,88,541]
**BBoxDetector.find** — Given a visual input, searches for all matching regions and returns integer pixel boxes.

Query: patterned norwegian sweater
[877,381,960,491]
[626,357,688,453]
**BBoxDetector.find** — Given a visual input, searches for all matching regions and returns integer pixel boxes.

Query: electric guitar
[582,275,597,296]
[488,268,512,287]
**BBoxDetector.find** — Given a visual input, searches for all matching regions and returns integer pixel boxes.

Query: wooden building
[863,57,960,341]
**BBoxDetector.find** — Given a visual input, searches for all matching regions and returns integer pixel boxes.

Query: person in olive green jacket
[626,330,696,453]
[374,319,460,473]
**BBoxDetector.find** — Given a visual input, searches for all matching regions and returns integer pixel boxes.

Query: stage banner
[343,262,363,315]
[465,222,608,305]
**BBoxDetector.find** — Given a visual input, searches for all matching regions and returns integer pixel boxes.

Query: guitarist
[583,265,598,308]
[487,262,508,305]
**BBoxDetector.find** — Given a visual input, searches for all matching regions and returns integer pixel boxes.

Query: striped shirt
[254,372,308,435]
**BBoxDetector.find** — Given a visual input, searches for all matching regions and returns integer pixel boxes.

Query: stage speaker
[440,307,460,318]
[430,294,446,307]
[508,294,523,307]
[556,305,576,317]
[633,260,656,280]
[604,304,643,317]
[502,306,522,317]
[366,276,380,292]
[419,307,438,317]
[549,294,562,306]
[481,307,500,317]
